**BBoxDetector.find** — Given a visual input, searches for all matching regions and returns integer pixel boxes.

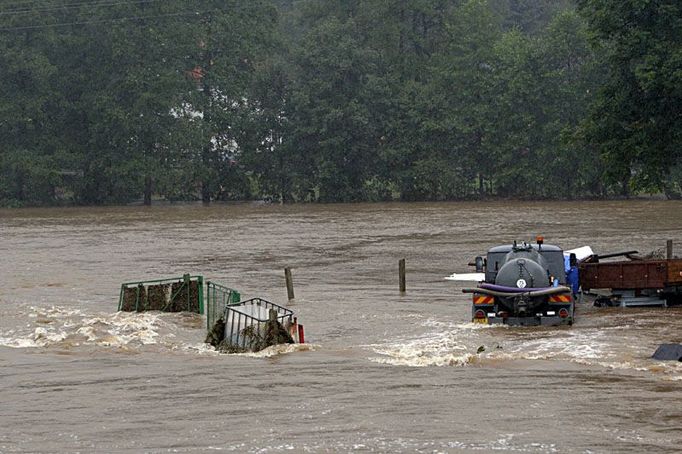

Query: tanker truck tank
[495,248,550,289]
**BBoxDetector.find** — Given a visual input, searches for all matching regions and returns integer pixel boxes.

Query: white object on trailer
[444,272,485,282]
[564,245,593,262]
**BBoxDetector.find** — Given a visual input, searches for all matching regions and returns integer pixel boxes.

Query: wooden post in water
[667,239,673,260]
[399,258,406,293]
[284,267,295,300]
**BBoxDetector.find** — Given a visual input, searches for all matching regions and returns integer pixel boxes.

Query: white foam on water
[371,345,476,367]
[643,361,682,381]
[364,317,515,367]
[284,434,559,452]
[181,342,223,355]
[0,306,169,350]
[422,319,506,331]
[181,341,315,357]
[244,343,317,358]
[364,316,682,380]
[490,330,608,362]
[0,335,41,348]
[475,326,682,380]
[482,328,652,373]
[1,305,314,357]
[367,326,478,367]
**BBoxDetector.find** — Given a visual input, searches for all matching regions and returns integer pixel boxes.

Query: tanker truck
[461,238,575,326]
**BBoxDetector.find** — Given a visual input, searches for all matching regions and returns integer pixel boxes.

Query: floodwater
[1,201,681,453]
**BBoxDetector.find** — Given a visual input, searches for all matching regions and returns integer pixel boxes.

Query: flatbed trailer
[579,258,682,307]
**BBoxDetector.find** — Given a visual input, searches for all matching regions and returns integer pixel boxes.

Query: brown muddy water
[1,201,681,453]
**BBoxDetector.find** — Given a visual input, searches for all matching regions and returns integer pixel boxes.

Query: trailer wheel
[594,296,611,307]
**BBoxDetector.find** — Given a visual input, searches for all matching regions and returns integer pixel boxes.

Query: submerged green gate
[206,281,240,330]
[118,274,204,314]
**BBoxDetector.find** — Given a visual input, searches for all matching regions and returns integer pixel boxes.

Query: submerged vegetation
[0,0,680,206]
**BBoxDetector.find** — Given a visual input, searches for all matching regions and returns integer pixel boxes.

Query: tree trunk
[143,175,152,206]
[201,181,211,204]
[15,170,25,201]
[621,173,631,199]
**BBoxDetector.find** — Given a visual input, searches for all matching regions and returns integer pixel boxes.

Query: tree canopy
[0,0,679,206]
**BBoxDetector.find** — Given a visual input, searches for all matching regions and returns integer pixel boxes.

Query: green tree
[430,0,502,198]
[180,0,279,203]
[0,8,63,205]
[577,0,682,197]
[284,13,380,202]
[2,0,636,206]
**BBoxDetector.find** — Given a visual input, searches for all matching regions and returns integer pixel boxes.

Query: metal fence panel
[118,274,204,314]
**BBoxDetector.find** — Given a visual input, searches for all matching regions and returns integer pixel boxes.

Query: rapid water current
[1,201,681,452]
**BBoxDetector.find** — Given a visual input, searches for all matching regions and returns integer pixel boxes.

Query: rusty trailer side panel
[580,259,682,290]
[669,260,682,284]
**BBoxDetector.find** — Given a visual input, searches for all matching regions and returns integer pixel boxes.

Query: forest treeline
[1,0,680,206]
